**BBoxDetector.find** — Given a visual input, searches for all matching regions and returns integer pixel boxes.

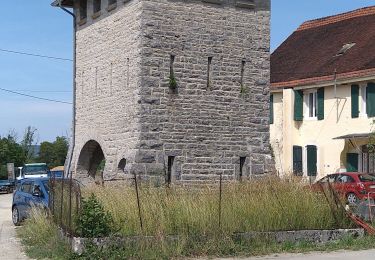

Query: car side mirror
[33,191,42,197]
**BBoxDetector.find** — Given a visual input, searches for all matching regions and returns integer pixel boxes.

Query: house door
[361,145,375,173]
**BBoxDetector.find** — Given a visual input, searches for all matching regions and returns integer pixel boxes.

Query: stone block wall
[73,0,143,182]
[71,0,272,184]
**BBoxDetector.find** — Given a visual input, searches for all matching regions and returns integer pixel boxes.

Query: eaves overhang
[333,133,371,140]
[271,68,375,90]
[51,0,73,8]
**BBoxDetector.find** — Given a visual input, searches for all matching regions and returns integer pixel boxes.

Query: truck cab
[16,163,50,181]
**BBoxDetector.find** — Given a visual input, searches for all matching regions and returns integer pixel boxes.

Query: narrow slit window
[169,55,177,90]
[240,60,246,86]
[126,58,130,89]
[239,157,246,180]
[79,0,87,20]
[207,57,213,89]
[93,0,101,13]
[95,67,98,95]
[167,156,175,184]
[170,55,175,76]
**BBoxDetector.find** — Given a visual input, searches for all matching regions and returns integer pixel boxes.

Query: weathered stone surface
[233,229,365,244]
[70,0,272,184]
[71,228,364,254]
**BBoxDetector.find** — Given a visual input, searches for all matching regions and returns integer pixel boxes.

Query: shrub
[169,74,177,90]
[76,193,113,238]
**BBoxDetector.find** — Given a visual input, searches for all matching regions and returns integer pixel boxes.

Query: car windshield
[318,175,336,183]
[359,174,375,182]
[24,165,48,175]
[42,180,50,193]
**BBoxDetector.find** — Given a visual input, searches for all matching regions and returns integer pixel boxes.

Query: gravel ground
[0,193,29,260]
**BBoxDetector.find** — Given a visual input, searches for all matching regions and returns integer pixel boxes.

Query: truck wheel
[12,206,20,226]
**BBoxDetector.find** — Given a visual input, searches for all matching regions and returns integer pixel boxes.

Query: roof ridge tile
[297,6,375,31]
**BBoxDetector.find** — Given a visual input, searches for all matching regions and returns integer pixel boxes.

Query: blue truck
[0,179,15,193]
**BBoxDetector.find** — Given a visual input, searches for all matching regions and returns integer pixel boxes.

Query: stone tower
[55,0,272,184]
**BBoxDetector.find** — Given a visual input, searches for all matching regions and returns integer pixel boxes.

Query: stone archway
[76,140,105,179]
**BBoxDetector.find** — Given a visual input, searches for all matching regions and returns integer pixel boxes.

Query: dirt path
[0,193,29,260]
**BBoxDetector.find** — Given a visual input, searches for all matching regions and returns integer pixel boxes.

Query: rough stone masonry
[69,0,272,185]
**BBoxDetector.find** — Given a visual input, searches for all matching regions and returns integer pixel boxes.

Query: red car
[311,172,375,204]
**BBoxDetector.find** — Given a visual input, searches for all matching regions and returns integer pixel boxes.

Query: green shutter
[270,94,274,124]
[294,90,303,121]
[293,146,303,176]
[351,85,359,118]
[307,145,317,176]
[367,82,375,117]
[346,153,359,172]
[317,88,324,120]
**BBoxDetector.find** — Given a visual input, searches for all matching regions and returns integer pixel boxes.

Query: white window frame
[303,90,317,120]
[359,84,367,117]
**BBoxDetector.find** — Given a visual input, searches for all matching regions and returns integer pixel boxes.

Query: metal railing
[49,173,82,236]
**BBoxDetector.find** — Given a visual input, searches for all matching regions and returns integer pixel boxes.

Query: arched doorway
[76,140,105,179]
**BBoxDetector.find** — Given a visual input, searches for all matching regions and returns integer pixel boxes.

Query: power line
[12,90,72,93]
[0,48,72,62]
[0,87,72,105]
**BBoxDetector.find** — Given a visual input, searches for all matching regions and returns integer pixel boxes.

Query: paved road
[216,250,375,260]
[0,193,29,260]
[253,250,375,259]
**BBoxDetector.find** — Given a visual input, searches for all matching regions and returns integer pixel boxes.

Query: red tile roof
[271,6,375,89]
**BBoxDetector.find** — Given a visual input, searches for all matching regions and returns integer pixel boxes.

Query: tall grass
[83,177,352,238]
[17,207,71,259]
[17,178,361,259]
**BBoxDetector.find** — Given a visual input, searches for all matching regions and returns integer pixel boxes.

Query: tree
[0,135,26,179]
[21,126,38,162]
[38,136,69,168]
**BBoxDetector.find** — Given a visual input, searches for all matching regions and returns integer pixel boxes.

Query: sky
[0,0,374,143]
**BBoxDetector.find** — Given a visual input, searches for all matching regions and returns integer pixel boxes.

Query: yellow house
[270,6,375,180]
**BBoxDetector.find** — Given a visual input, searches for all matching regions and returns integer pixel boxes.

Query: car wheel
[12,206,20,226]
[347,193,358,205]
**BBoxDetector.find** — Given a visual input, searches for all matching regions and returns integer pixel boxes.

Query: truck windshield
[24,165,48,175]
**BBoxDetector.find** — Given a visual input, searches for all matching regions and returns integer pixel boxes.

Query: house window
[79,0,87,20]
[93,0,101,14]
[351,84,360,118]
[304,90,317,119]
[360,85,367,116]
